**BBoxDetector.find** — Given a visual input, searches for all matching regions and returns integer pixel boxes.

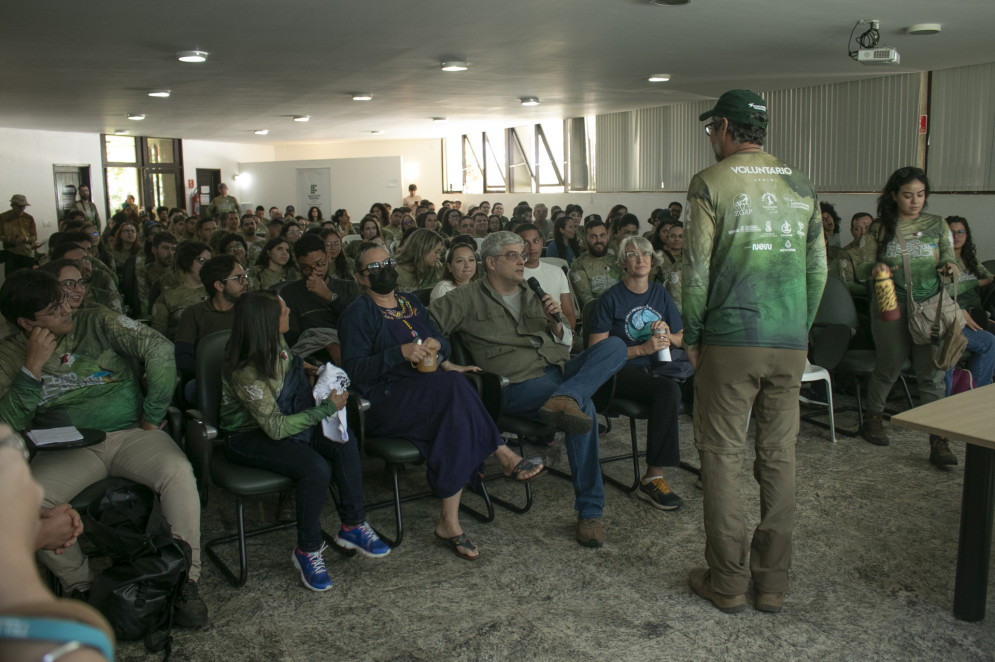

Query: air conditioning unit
[857,47,900,65]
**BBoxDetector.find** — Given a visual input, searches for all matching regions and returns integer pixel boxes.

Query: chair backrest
[581,299,599,348]
[411,288,433,306]
[195,330,232,428]
[342,234,362,245]
[983,259,995,276]
[809,277,858,371]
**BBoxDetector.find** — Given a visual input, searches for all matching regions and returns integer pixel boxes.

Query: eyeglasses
[59,278,89,290]
[624,251,655,260]
[225,244,246,253]
[285,230,302,237]
[195,256,209,264]
[324,241,341,248]
[360,257,397,276]
[498,251,526,263]
[299,260,327,277]
[704,121,722,136]
[952,229,967,236]
[221,273,249,285]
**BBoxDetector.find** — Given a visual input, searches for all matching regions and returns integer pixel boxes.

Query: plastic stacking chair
[184,331,301,587]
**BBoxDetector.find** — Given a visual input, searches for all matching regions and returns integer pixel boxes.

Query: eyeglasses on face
[704,120,722,136]
[225,244,246,253]
[221,273,249,285]
[624,251,655,260]
[285,230,303,237]
[952,229,967,236]
[195,256,209,264]
[360,257,398,276]
[498,251,525,263]
[59,278,89,290]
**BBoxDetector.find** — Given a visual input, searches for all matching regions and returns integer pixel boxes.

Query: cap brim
[698,109,717,122]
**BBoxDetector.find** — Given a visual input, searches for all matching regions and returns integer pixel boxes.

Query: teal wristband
[0,616,114,661]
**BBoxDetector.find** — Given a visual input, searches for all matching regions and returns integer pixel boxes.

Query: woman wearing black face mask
[339,243,545,561]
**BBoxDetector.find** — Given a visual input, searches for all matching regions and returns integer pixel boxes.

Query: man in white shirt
[516,223,576,329]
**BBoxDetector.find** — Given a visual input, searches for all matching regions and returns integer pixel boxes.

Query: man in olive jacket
[430,231,627,548]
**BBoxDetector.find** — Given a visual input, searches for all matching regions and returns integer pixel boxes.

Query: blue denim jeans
[501,336,628,519]
[226,429,366,552]
[945,325,995,394]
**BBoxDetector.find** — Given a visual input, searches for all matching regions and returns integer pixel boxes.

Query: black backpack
[82,483,191,658]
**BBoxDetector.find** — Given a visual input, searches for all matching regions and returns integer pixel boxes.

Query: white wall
[0,127,104,243]
[237,156,403,220]
[181,139,275,211]
[274,139,442,208]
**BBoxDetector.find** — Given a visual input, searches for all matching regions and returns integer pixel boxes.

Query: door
[196,169,221,218]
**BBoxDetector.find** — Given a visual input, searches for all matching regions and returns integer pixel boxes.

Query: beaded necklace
[378,294,419,338]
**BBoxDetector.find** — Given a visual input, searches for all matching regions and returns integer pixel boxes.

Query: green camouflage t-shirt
[854,214,956,303]
[682,151,826,350]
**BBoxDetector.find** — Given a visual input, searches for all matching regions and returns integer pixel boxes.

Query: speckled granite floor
[114,394,995,661]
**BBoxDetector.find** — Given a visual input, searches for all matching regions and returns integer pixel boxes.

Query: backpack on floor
[82,483,191,659]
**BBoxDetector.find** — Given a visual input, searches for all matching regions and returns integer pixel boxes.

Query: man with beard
[683,89,825,614]
[280,233,361,365]
[239,213,264,263]
[569,216,620,309]
[137,232,178,315]
[71,185,101,231]
[174,255,248,381]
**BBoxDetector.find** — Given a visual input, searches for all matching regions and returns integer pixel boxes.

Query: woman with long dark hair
[248,237,299,290]
[857,167,959,464]
[945,215,994,390]
[220,290,389,591]
[339,243,544,560]
[321,229,353,280]
[307,206,323,224]
[545,216,580,265]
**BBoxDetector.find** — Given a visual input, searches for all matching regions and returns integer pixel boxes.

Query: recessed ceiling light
[369,130,385,135]
[441,60,468,72]
[520,96,540,106]
[352,93,373,101]
[293,115,310,122]
[650,0,691,5]
[147,89,171,98]
[254,129,269,135]
[113,130,129,135]
[176,50,208,63]
[127,113,145,121]
[648,74,671,82]
[432,117,449,123]
[906,23,941,35]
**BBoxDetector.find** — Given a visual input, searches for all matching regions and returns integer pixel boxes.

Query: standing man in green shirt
[206,182,239,220]
[0,194,39,274]
[71,185,101,232]
[682,90,826,615]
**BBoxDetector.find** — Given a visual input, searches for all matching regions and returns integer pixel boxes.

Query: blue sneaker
[334,522,391,558]
[292,543,332,592]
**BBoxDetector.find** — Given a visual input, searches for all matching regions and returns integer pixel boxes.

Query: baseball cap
[10,194,29,206]
[699,89,769,128]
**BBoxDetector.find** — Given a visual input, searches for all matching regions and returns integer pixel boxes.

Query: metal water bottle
[653,326,672,363]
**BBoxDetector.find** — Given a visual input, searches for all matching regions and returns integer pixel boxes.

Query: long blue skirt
[365,371,503,498]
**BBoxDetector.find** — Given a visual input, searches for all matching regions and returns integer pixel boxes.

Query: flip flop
[503,456,547,483]
[434,531,479,561]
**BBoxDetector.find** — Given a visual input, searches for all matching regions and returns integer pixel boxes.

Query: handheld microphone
[526,277,568,327]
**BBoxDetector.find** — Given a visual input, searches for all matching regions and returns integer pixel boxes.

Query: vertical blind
[928,62,995,191]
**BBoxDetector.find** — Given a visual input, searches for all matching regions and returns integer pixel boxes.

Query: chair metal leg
[600,416,642,492]
[825,375,836,444]
[204,496,297,588]
[461,480,495,523]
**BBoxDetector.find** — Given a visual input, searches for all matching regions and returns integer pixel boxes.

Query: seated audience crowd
[0,180,991,635]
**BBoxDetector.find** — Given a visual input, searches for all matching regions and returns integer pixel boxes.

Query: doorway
[195,169,221,218]
[52,165,92,226]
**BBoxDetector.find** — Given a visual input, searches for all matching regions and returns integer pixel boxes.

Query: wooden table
[891,383,995,622]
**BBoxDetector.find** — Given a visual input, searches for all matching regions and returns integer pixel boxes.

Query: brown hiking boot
[576,518,604,548]
[539,396,592,435]
[687,567,746,613]
[860,411,889,446]
[929,435,957,467]
[754,589,785,613]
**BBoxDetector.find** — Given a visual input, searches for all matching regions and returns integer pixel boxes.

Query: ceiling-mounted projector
[857,47,900,65]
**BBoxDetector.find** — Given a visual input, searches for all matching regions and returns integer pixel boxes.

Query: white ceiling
[3,0,994,144]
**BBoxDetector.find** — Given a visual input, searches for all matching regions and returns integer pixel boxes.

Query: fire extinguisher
[191,191,201,218]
